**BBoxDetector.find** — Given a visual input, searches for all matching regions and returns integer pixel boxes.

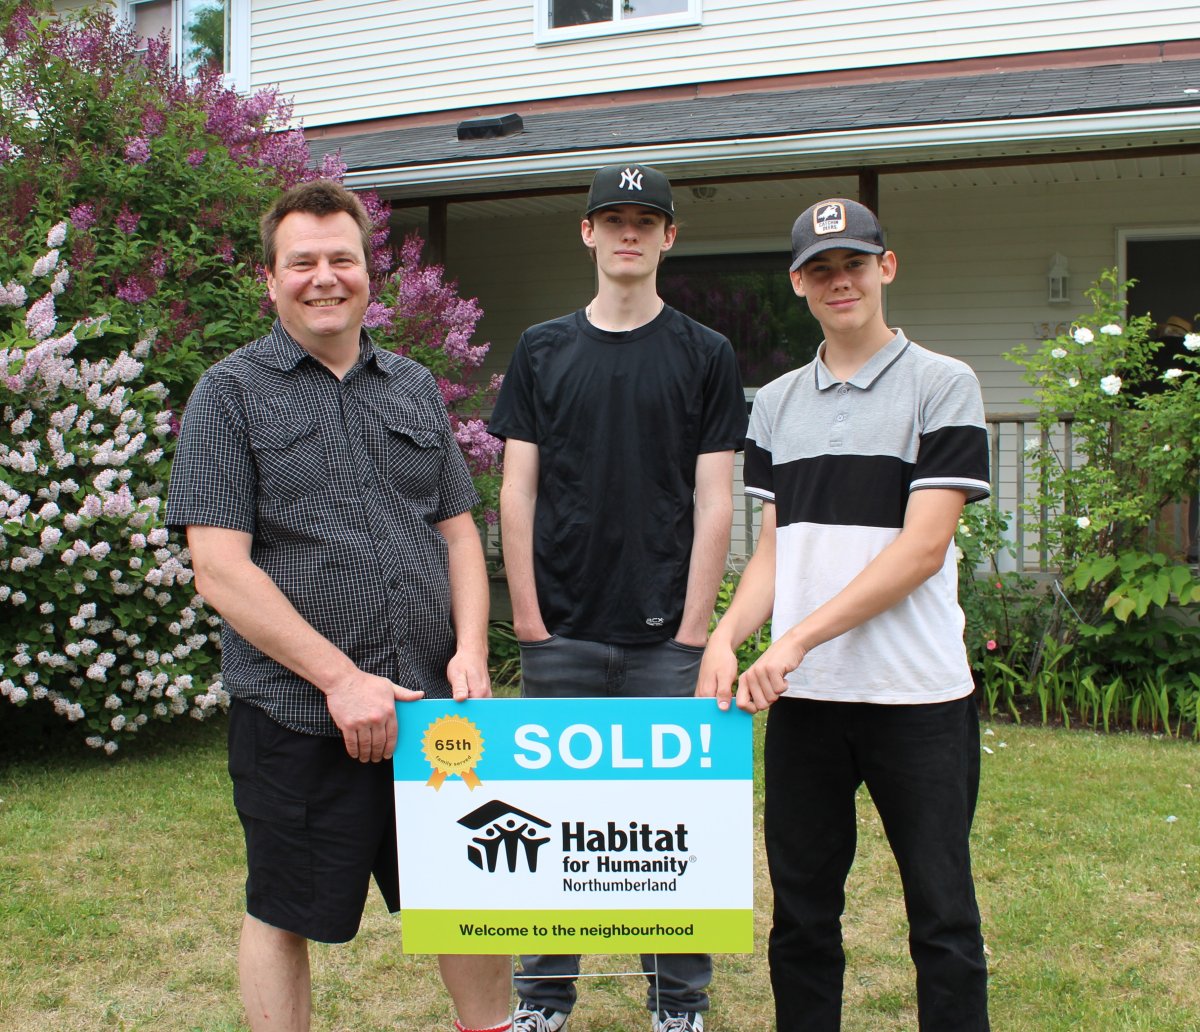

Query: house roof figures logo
[459,800,552,874]
[813,201,847,236]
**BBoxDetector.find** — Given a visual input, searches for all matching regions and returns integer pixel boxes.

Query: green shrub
[1001,270,1200,733]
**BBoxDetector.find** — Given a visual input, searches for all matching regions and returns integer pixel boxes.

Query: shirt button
[836,413,846,422]
[838,386,850,395]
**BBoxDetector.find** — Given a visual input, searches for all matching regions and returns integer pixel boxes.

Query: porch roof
[305,57,1200,199]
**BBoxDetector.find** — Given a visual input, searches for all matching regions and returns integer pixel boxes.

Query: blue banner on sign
[394,697,751,783]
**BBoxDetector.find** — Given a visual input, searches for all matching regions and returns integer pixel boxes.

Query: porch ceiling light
[1047,253,1070,304]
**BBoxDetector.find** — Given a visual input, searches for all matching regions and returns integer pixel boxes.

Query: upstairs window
[536,0,701,43]
[122,0,248,89]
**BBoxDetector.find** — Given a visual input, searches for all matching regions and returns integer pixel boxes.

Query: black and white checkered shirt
[166,321,479,736]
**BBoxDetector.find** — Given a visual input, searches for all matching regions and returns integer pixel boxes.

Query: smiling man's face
[267,210,370,356]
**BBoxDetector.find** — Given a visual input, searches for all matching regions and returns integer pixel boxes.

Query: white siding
[884,167,1200,411]
[253,0,1200,128]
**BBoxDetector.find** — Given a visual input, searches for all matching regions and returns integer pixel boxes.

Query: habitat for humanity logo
[458,799,551,873]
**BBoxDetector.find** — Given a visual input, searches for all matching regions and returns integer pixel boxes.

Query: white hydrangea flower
[1077,516,1091,529]
[1073,327,1095,345]
[1050,347,1067,359]
[1099,375,1122,396]
[1183,333,1200,352]
[1067,377,1079,388]
[1163,368,1183,381]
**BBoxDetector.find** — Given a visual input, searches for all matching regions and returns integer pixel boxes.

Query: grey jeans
[514,634,713,1015]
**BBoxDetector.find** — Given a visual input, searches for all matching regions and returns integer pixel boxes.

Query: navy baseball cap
[585,163,675,222]
[790,198,885,271]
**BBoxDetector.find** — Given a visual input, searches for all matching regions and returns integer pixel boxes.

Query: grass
[1,714,1197,1031]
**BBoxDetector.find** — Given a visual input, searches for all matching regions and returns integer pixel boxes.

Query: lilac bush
[0,4,339,400]
[2,235,226,752]
[1,6,501,749]
[368,235,503,523]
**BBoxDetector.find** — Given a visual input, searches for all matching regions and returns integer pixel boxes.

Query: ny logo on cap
[814,202,846,236]
[618,167,644,191]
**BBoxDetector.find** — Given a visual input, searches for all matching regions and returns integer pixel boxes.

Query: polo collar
[813,329,911,391]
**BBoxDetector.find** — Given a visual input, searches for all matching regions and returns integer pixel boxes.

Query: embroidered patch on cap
[813,202,847,236]
[618,166,645,191]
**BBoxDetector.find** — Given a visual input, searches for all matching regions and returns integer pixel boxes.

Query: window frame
[533,0,702,45]
[120,0,249,92]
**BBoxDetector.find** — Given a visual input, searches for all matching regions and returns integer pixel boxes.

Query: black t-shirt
[489,305,747,643]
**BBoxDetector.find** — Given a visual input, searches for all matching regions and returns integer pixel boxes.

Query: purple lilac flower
[26,294,57,341]
[140,106,165,136]
[1,7,33,48]
[115,205,141,235]
[116,276,155,304]
[0,136,18,164]
[0,281,28,307]
[453,418,504,475]
[124,136,151,165]
[362,302,395,329]
[437,378,473,407]
[216,238,234,264]
[150,248,168,278]
[316,151,348,181]
[186,149,207,167]
[69,204,97,231]
[31,250,60,277]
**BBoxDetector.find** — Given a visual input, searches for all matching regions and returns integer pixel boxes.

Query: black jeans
[764,696,989,1032]
[514,634,712,1014]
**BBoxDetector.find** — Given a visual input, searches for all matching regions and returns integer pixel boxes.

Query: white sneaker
[653,1011,704,1032]
[512,1005,569,1032]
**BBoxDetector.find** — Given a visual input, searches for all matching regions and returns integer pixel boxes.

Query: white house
[61,0,1200,566]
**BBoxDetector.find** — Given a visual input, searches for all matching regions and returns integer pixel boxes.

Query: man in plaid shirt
[167,180,511,1032]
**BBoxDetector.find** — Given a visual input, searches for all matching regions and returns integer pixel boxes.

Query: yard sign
[392,696,754,955]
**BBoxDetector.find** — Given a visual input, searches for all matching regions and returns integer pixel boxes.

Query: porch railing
[486,412,1195,576]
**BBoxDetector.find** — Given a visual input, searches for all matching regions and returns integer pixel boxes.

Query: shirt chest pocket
[383,421,442,502]
[249,419,327,502]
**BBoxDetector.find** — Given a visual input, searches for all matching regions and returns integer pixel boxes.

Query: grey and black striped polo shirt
[744,330,989,705]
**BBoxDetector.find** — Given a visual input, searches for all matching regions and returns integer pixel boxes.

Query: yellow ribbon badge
[422,714,484,790]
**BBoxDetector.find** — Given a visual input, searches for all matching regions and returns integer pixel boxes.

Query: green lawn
[1,715,1196,1031]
